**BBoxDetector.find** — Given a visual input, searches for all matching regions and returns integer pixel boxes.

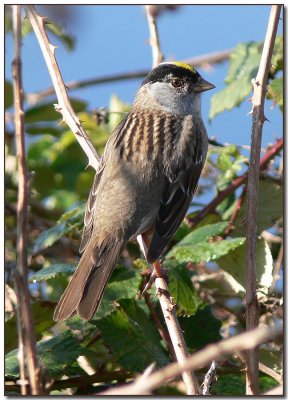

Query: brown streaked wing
[146,161,204,263]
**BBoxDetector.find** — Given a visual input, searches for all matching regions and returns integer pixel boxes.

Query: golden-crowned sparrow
[54,62,215,321]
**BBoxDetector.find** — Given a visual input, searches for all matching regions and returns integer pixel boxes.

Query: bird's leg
[140,232,167,295]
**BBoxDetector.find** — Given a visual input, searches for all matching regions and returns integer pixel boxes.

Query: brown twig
[11,5,42,395]
[25,49,232,105]
[245,5,281,395]
[187,138,283,228]
[101,323,282,395]
[25,5,100,172]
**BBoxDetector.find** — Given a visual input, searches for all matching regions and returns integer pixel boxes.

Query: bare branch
[12,5,42,395]
[25,5,100,171]
[245,5,281,395]
[145,6,164,67]
[101,323,282,395]
[26,48,232,104]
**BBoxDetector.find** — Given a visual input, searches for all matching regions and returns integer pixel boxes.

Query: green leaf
[5,81,13,109]
[167,222,244,263]
[25,98,87,123]
[168,263,204,316]
[232,178,283,236]
[5,301,55,353]
[5,331,90,379]
[33,205,85,253]
[179,305,221,351]
[209,41,260,120]
[216,238,273,293]
[45,19,76,51]
[29,264,76,282]
[108,94,130,131]
[170,222,229,248]
[33,222,67,253]
[211,374,245,396]
[269,76,283,111]
[25,125,64,136]
[169,238,245,264]
[97,299,169,372]
[90,265,142,321]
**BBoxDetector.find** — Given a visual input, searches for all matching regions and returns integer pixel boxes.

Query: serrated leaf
[269,76,283,111]
[216,238,273,293]
[29,264,76,282]
[209,41,260,120]
[97,298,169,372]
[179,305,221,351]
[90,265,142,321]
[170,222,229,248]
[232,178,283,236]
[5,331,90,379]
[173,238,245,263]
[168,263,203,316]
[33,222,67,253]
[33,205,85,253]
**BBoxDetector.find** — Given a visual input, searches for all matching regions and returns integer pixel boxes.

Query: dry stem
[245,5,281,395]
[12,5,42,395]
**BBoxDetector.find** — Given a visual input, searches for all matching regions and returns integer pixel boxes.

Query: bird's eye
[171,78,182,88]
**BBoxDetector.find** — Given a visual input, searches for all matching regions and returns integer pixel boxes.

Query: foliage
[4,6,283,396]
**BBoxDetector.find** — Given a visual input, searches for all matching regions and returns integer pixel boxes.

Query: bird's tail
[53,237,123,321]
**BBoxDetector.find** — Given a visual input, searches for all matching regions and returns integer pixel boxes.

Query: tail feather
[53,238,123,321]
[77,240,123,320]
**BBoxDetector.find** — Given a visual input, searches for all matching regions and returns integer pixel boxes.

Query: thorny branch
[12,5,42,395]
[101,323,282,395]
[25,5,100,172]
[245,5,281,395]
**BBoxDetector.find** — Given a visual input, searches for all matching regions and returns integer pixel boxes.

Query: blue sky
[5,5,283,148]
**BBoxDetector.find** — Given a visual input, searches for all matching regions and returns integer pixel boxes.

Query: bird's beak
[194,77,215,93]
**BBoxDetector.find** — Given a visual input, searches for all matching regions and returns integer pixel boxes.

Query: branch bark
[145,6,164,67]
[12,5,42,395]
[245,5,281,395]
[25,5,100,172]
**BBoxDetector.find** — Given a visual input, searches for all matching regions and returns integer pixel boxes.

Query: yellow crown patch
[170,61,196,73]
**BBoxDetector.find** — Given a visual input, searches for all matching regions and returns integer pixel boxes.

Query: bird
[53,62,215,321]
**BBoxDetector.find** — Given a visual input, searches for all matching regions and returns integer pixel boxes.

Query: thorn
[58,119,65,127]
[49,44,58,54]
[264,115,270,123]
[247,108,253,116]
